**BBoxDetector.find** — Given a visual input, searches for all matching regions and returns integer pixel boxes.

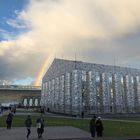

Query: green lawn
[0,115,140,137]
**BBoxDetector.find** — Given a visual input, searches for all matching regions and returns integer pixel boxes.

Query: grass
[0,115,140,137]
[103,120,140,136]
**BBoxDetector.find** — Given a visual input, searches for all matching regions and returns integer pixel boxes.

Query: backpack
[36,122,41,128]
[7,114,13,122]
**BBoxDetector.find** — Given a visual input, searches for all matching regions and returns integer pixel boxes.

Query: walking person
[25,115,32,140]
[36,115,44,139]
[96,117,104,137]
[89,116,96,137]
[6,112,13,129]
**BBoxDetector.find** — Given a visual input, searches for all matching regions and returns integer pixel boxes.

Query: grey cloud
[0,49,47,81]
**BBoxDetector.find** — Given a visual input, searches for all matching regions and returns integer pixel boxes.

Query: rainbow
[34,55,54,86]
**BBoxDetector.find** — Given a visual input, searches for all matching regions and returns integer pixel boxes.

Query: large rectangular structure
[41,58,140,115]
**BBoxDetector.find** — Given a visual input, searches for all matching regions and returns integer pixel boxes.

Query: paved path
[0,126,91,140]
[0,126,140,140]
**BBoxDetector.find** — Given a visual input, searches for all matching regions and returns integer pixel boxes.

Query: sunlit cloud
[1,0,140,85]
[0,40,16,55]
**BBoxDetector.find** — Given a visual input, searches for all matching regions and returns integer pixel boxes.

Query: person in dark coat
[89,116,96,137]
[25,115,32,139]
[81,111,84,118]
[36,116,44,139]
[96,117,104,137]
[6,112,13,129]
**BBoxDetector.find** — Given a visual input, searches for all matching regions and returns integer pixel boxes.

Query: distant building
[41,58,140,115]
[0,80,11,85]
[0,85,41,107]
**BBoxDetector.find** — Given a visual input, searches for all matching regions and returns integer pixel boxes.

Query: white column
[55,77,59,112]
[41,83,45,106]
[65,73,71,114]
[88,71,97,114]
[59,75,65,113]
[113,74,123,113]
[125,75,134,113]
[71,70,82,115]
[136,76,140,112]
[51,79,55,111]
[101,73,110,113]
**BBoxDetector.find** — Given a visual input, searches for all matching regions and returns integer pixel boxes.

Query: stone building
[41,58,140,115]
[0,85,41,107]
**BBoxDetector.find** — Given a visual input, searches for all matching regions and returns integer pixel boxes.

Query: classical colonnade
[42,69,140,115]
[23,97,41,107]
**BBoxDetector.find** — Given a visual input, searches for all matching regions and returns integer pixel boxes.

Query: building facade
[0,85,41,107]
[41,58,140,115]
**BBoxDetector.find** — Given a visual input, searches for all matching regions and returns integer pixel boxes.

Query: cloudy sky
[0,0,140,86]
